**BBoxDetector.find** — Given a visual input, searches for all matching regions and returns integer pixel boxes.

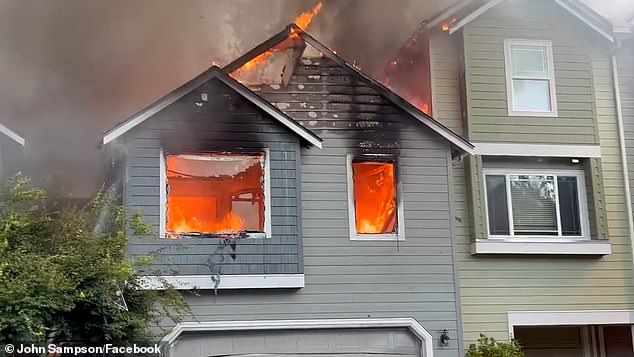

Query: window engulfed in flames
[352,161,397,234]
[166,153,265,238]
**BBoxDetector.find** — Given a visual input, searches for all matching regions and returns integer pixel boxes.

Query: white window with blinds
[483,170,590,240]
[504,39,558,117]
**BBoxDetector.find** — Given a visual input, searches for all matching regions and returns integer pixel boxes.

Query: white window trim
[160,317,434,357]
[504,39,558,117]
[159,148,272,239]
[139,273,304,290]
[346,154,405,241]
[483,169,591,241]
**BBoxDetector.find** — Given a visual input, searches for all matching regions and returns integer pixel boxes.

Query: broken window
[349,158,399,237]
[164,152,267,238]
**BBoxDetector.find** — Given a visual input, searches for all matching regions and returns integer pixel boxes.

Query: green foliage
[466,334,525,357]
[0,175,189,345]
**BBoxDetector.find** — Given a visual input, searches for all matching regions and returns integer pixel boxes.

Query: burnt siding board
[125,78,302,276]
[165,58,463,355]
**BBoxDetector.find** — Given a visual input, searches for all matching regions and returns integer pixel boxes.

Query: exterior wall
[463,0,599,144]
[124,78,303,275]
[164,57,464,357]
[429,2,634,344]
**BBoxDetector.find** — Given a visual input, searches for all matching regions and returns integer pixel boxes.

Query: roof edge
[0,123,25,146]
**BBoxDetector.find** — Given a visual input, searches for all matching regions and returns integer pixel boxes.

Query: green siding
[463,0,600,144]
[431,1,634,344]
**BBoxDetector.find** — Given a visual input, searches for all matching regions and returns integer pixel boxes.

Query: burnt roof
[224,24,475,156]
[102,66,322,148]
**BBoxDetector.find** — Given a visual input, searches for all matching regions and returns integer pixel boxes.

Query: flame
[294,2,323,31]
[165,154,265,238]
[379,33,432,115]
[234,2,323,75]
[352,162,397,234]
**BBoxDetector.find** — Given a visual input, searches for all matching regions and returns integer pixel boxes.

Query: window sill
[508,111,558,117]
[350,234,404,241]
[471,239,611,255]
[138,274,305,290]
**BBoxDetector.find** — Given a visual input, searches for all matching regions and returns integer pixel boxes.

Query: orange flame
[165,154,265,238]
[294,2,323,31]
[234,2,323,75]
[352,162,397,234]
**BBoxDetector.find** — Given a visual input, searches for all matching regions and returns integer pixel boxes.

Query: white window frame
[159,148,272,239]
[346,154,405,241]
[483,169,590,241]
[504,39,558,117]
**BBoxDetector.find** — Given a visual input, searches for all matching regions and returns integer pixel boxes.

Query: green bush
[0,175,189,346]
[466,334,525,357]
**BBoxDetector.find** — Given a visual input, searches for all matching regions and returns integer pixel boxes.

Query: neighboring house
[101,25,474,357]
[392,0,634,355]
[0,123,25,180]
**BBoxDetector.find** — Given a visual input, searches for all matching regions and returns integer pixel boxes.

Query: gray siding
[125,78,302,275]
[166,58,463,357]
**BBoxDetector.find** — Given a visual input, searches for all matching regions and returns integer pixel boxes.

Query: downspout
[610,47,634,270]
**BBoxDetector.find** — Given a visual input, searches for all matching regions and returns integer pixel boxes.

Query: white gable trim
[102,68,322,148]
[0,124,25,146]
[554,0,614,42]
[161,317,435,357]
[447,0,614,42]
[508,310,634,338]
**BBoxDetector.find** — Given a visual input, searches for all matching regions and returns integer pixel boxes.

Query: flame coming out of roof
[232,2,323,75]
[379,33,432,115]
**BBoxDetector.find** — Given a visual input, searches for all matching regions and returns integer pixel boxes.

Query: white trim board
[161,317,435,357]
[138,274,305,290]
[473,142,602,158]
[472,239,611,255]
[508,310,634,338]
[0,124,25,146]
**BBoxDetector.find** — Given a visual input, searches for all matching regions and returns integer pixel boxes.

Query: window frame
[159,148,272,239]
[346,153,405,241]
[482,169,590,241]
[504,39,558,117]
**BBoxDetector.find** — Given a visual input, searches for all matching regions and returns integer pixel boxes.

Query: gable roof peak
[224,24,474,156]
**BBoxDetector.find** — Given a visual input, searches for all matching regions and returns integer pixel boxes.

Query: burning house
[101,15,474,357]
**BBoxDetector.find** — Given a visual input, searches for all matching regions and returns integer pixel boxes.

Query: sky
[0,0,631,197]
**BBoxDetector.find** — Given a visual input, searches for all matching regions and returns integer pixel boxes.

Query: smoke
[0,0,624,198]
[0,0,456,198]
[581,0,634,21]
